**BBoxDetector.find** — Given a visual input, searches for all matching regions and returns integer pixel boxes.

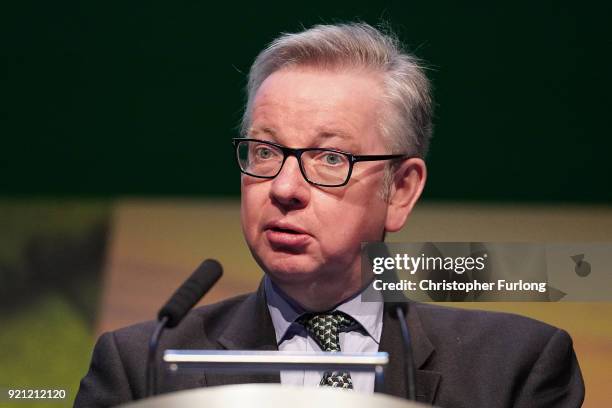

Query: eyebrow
[317,129,351,140]
[248,127,277,139]
[248,126,353,144]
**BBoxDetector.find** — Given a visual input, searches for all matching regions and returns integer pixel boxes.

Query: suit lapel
[202,281,280,387]
[376,302,441,404]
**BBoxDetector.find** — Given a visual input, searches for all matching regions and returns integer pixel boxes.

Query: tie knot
[298,311,359,352]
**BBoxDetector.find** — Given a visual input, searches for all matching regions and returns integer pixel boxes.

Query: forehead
[249,67,385,150]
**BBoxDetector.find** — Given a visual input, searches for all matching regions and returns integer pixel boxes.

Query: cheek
[240,183,265,239]
[312,191,387,251]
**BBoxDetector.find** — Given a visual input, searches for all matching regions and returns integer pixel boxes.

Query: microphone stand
[394,304,416,401]
[146,316,169,398]
[369,242,417,400]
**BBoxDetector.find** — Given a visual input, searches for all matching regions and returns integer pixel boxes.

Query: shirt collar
[264,275,383,345]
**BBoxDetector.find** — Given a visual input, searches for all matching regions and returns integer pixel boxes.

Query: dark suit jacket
[75,282,584,407]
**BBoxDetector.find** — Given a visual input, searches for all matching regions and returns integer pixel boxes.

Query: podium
[120,350,430,407]
[119,384,428,407]
[163,350,389,388]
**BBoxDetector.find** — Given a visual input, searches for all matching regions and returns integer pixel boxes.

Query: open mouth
[270,227,301,234]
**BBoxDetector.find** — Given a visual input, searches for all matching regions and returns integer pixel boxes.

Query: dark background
[2,1,610,201]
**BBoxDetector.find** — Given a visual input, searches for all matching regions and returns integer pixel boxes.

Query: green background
[0,201,109,406]
[2,1,611,201]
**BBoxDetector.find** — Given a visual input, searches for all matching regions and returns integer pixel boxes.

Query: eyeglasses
[232,138,411,187]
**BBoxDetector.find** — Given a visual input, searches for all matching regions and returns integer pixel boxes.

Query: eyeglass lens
[236,140,350,186]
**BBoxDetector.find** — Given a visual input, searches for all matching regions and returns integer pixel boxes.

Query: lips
[264,221,311,250]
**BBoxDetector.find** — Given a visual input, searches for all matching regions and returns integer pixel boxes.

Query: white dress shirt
[265,276,384,394]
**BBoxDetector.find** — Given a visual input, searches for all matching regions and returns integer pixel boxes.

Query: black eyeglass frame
[232,137,412,187]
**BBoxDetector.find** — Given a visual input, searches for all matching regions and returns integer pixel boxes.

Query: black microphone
[146,259,223,398]
[391,302,417,401]
[158,259,223,328]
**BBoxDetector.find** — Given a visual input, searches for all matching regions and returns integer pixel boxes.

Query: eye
[322,152,345,166]
[254,146,275,160]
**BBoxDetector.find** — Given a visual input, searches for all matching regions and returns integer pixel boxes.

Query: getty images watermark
[360,242,612,302]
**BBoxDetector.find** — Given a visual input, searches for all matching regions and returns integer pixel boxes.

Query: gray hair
[241,22,433,159]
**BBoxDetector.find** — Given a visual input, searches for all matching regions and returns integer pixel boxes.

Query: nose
[269,156,310,210]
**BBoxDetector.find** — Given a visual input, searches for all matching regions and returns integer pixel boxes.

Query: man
[75,23,584,407]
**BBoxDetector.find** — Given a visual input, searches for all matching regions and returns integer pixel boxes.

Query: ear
[385,158,427,232]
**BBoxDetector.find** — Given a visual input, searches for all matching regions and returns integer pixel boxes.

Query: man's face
[240,67,392,288]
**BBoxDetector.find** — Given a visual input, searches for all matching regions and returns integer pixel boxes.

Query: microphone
[158,259,223,328]
[146,259,223,397]
[391,302,417,401]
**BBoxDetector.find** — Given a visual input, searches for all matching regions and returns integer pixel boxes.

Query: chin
[267,260,319,281]
[266,270,317,287]
[257,253,323,285]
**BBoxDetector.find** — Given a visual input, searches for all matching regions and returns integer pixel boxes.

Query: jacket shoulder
[112,291,255,348]
[413,302,559,338]
[75,291,257,406]
[410,303,584,406]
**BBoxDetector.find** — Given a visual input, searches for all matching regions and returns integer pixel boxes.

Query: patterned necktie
[298,311,359,390]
